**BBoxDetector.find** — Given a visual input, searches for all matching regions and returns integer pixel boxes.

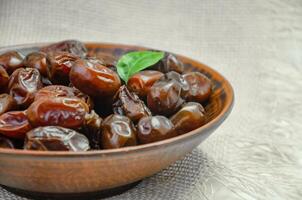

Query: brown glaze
[0,110,32,139]
[40,40,87,58]
[46,51,79,85]
[137,115,176,144]
[8,68,43,108]
[182,72,212,103]
[0,42,234,194]
[27,97,89,129]
[0,65,9,91]
[170,102,207,135]
[24,126,90,151]
[101,114,137,149]
[127,70,164,98]
[34,85,94,110]
[0,51,24,74]
[23,52,48,77]
[81,110,102,149]
[147,78,184,116]
[113,85,151,123]
[0,93,17,115]
[69,58,121,98]
[90,51,117,68]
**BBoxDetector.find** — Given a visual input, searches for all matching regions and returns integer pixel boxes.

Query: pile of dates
[0,40,212,151]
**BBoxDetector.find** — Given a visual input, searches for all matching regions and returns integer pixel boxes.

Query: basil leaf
[116,51,164,82]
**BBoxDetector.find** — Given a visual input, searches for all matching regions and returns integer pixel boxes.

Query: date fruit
[101,114,137,149]
[0,94,17,115]
[35,85,93,110]
[0,65,9,91]
[127,70,164,98]
[161,71,189,96]
[81,110,102,149]
[93,52,117,69]
[70,58,121,97]
[8,68,43,108]
[0,111,32,139]
[27,97,89,129]
[24,126,90,151]
[35,85,76,100]
[0,51,24,74]
[23,52,48,77]
[147,79,184,116]
[170,102,206,135]
[46,52,79,85]
[40,40,87,57]
[137,115,176,144]
[151,53,184,74]
[113,86,151,123]
[182,72,212,103]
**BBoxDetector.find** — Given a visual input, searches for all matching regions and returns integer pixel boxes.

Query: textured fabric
[0,0,302,199]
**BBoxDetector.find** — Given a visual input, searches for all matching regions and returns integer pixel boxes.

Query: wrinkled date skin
[0,135,14,149]
[70,58,121,98]
[46,52,79,85]
[147,79,184,116]
[0,94,17,115]
[24,126,90,151]
[40,40,87,57]
[81,110,102,149]
[151,53,184,74]
[8,68,43,108]
[113,86,151,123]
[0,51,24,74]
[101,114,137,149]
[35,85,77,100]
[161,71,189,97]
[35,85,94,110]
[137,115,176,144]
[170,102,206,135]
[27,97,89,129]
[72,86,94,111]
[23,52,48,77]
[91,52,117,70]
[0,111,32,139]
[0,65,9,91]
[182,72,212,103]
[127,70,164,99]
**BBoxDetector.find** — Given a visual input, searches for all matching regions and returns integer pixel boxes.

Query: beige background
[0,0,302,199]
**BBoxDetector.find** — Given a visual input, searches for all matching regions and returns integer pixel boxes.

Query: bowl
[0,42,234,196]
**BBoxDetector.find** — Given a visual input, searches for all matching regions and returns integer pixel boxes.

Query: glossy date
[0,51,24,74]
[170,102,206,135]
[0,111,32,139]
[27,97,89,129]
[70,58,121,97]
[101,114,137,149]
[24,126,90,151]
[137,115,176,144]
[113,86,151,123]
[8,68,43,108]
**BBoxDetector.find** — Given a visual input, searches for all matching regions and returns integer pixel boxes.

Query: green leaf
[116,51,164,82]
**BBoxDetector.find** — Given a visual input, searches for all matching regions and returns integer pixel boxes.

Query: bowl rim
[0,42,234,157]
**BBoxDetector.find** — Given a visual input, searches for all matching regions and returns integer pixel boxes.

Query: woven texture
[0,0,302,199]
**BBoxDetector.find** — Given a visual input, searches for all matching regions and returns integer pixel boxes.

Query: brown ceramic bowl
[0,43,234,196]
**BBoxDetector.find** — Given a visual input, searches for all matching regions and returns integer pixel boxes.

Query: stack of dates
[0,40,212,151]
